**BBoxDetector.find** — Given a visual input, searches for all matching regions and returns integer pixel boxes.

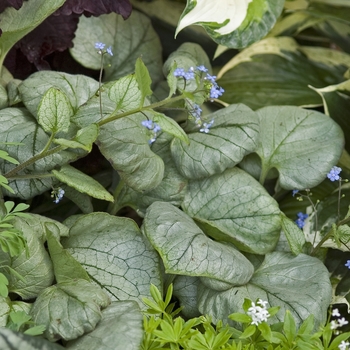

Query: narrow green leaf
[135,57,152,107]
[37,87,72,133]
[52,164,114,202]
[0,150,19,164]
[46,224,90,284]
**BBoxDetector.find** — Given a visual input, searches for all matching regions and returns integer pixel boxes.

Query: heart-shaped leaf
[143,202,254,290]
[255,105,344,189]
[61,213,162,307]
[70,11,163,84]
[171,104,259,179]
[66,301,143,350]
[197,252,332,329]
[182,167,281,254]
[30,279,110,342]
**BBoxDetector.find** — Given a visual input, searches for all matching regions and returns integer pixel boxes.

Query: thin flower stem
[98,53,104,120]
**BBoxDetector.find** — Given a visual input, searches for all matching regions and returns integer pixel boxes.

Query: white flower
[331,320,339,330]
[337,317,349,327]
[247,300,270,326]
[339,340,350,350]
[332,308,341,317]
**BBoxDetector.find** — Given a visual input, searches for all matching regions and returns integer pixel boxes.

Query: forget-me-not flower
[327,166,342,181]
[345,260,350,269]
[295,212,308,229]
[141,120,161,144]
[200,120,214,133]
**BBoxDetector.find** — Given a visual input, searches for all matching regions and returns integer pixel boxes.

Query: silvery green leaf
[30,279,110,342]
[143,202,254,290]
[182,167,281,254]
[0,297,10,326]
[71,11,163,84]
[37,88,72,134]
[61,213,162,307]
[0,328,65,350]
[171,104,259,179]
[280,214,306,255]
[66,301,143,350]
[19,71,99,119]
[255,105,344,189]
[197,252,332,329]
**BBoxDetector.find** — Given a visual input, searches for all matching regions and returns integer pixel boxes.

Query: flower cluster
[247,299,270,326]
[295,212,308,229]
[339,340,350,350]
[331,309,349,342]
[95,42,113,56]
[51,187,65,204]
[327,166,342,181]
[141,120,161,144]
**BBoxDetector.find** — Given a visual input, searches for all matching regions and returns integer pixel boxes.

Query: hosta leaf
[30,279,110,342]
[71,11,163,84]
[61,213,162,307]
[66,301,143,350]
[182,167,281,254]
[255,105,344,189]
[143,202,255,290]
[52,165,114,202]
[170,104,259,179]
[217,37,350,109]
[18,71,99,118]
[176,0,284,49]
[197,252,332,329]
[0,328,65,350]
[37,88,72,134]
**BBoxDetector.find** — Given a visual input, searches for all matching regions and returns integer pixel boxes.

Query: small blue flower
[141,120,153,130]
[174,68,186,78]
[345,260,350,269]
[95,42,105,50]
[292,190,299,197]
[183,67,195,80]
[52,187,65,204]
[209,84,225,99]
[141,120,161,144]
[295,212,308,228]
[191,104,202,119]
[196,65,208,73]
[200,120,214,133]
[205,74,217,84]
[106,46,113,56]
[327,166,342,181]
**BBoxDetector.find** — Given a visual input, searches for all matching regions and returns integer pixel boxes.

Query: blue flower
[205,74,217,84]
[295,212,308,229]
[209,84,225,99]
[106,46,113,56]
[173,67,195,80]
[196,65,208,73]
[141,120,154,130]
[95,42,105,50]
[141,120,161,144]
[292,189,299,197]
[200,120,214,133]
[345,260,350,269]
[52,187,65,204]
[191,104,202,119]
[327,166,342,181]
[174,68,186,77]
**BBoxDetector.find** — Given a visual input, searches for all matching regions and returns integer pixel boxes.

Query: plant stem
[108,179,125,215]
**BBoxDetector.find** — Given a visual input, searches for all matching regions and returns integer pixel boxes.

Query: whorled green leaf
[70,11,163,84]
[66,301,143,350]
[118,132,188,215]
[61,213,162,307]
[0,216,54,299]
[311,80,350,154]
[37,88,72,134]
[217,37,350,109]
[171,104,259,179]
[143,202,255,290]
[197,252,332,329]
[18,71,99,118]
[30,279,110,342]
[255,105,344,189]
[0,327,65,350]
[176,0,284,49]
[182,167,281,254]
[52,164,114,202]
[0,0,65,68]
[0,108,85,199]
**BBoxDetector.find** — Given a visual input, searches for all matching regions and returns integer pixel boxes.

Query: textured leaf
[171,104,259,179]
[135,57,152,107]
[0,0,65,67]
[143,202,255,290]
[176,0,284,48]
[37,88,72,133]
[280,214,306,256]
[255,105,344,189]
[217,37,350,109]
[66,301,143,350]
[118,132,188,215]
[182,167,281,254]
[52,165,114,202]
[30,279,110,342]
[197,252,332,329]
[62,213,162,307]
[71,11,162,84]
[0,327,65,350]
